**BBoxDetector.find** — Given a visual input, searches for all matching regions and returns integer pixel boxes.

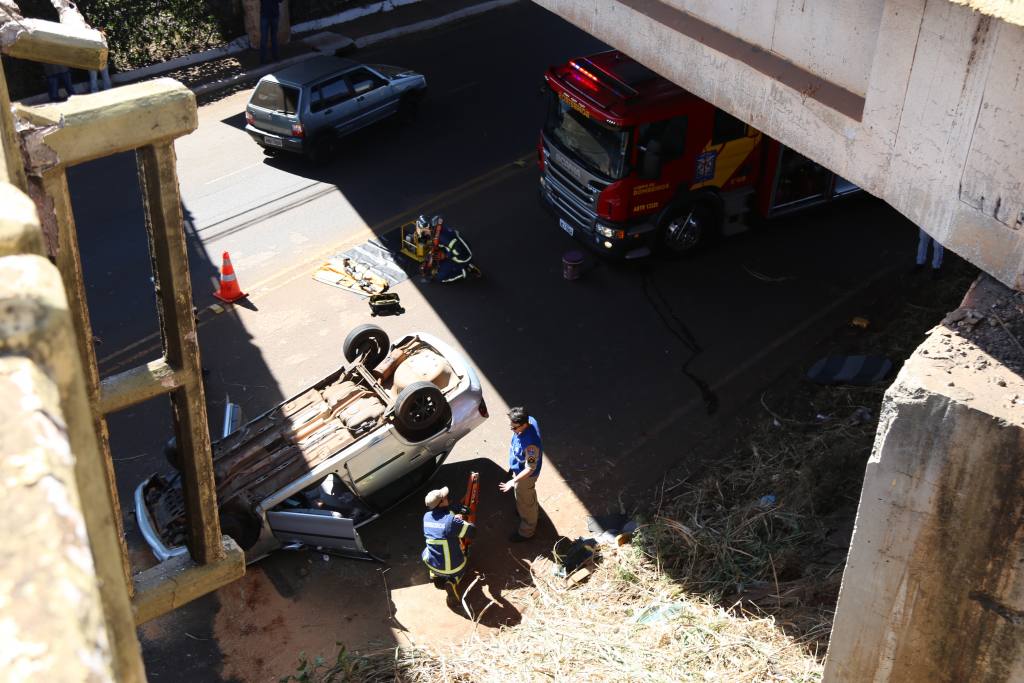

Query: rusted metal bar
[0,252,146,683]
[99,357,187,414]
[133,537,245,625]
[137,141,224,564]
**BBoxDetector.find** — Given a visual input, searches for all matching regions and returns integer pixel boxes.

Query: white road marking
[204,162,261,186]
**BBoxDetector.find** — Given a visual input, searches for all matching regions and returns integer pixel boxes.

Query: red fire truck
[538,50,858,259]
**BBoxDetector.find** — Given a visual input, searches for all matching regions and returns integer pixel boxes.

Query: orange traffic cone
[213,251,246,303]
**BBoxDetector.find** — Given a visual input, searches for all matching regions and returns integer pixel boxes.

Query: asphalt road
[64,3,925,681]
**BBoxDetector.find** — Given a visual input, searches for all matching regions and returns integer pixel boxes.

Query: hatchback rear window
[252,81,300,114]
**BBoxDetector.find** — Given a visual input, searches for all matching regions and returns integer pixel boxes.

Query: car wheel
[398,93,421,122]
[658,198,719,257]
[343,324,390,369]
[394,381,450,441]
[220,509,261,551]
[304,135,332,165]
[163,436,181,471]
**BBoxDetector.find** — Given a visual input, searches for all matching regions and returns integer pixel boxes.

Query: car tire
[304,135,332,165]
[657,197,720,257]
[220,509,261,551]
[163,436,181,471]
[343,324,390,369]
[394,381,450,441]
[398,92,421,122]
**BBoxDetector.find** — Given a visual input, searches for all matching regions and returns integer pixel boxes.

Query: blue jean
[916,228,944,269]
[89,67,112,92]
[47,71,74,102]
[260,15,279,62]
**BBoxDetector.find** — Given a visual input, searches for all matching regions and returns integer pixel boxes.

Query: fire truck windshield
[544,91,630,179]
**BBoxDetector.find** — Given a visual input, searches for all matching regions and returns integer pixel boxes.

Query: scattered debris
[633,601,687,625]
[313,258,390,296]
[806,354,893,386]
[552,536,598,579]
[850,316,870,329]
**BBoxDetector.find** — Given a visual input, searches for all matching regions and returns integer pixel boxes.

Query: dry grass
[396,549,822,683]
[638,385,883,652]
[282,546,823,682]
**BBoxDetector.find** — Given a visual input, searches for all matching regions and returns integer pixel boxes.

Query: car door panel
[344,68,391,130]
[267,508,366,555]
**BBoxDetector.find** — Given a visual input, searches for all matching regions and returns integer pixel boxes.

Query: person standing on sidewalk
[43,63,74,102]
[260,0,282,64]
[499,406,542,542]
[915,227,944,279]
[89,66,112,92]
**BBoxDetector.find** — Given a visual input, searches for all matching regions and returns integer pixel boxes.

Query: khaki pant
[514,475,539,537]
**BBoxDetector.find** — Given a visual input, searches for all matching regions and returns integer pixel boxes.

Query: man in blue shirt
[499,406,542,542]
[422,486,474,584]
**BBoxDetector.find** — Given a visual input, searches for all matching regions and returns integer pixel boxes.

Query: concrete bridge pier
[825,274,1024,681]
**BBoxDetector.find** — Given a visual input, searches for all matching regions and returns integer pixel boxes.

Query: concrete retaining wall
[824,275,1024,681]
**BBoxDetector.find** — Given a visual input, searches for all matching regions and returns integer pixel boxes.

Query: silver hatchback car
[135,326,487,564]
[244,55,427,162]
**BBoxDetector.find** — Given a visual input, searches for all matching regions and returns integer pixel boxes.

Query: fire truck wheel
[220,510,261,551]
[395,381,451,441]
[658,200,718,256]
[343,324,390,369]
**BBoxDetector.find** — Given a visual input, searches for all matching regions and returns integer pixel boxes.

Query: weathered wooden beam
[0,57,28,191]
[133,537,245,625]
[15,79,197,170]
[0,182,43,255]
[137,142,223,564]
[0,255,146,683]
[0,17,107,70]
[99,356,187,414]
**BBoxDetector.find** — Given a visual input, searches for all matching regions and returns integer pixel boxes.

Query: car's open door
[266,509,373,559]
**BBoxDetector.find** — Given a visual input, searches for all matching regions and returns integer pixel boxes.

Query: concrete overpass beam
[532,0,1024,290]
[825,274,1024,681]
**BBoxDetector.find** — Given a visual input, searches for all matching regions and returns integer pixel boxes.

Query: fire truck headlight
[596,224,625,240]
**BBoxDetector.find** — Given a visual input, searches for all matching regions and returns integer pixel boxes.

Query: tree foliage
[75,0,234,71]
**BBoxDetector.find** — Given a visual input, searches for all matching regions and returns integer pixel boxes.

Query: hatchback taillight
[291,122,304,138]
[245,110,254,126]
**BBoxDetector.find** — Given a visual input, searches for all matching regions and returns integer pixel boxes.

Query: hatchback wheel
[395,381,450,441]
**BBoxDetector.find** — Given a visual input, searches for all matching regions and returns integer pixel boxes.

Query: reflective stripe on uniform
[424,538,466,575]
[439,268,468,283]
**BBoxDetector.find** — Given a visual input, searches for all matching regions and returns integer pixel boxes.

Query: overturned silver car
[135,325,487,563]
